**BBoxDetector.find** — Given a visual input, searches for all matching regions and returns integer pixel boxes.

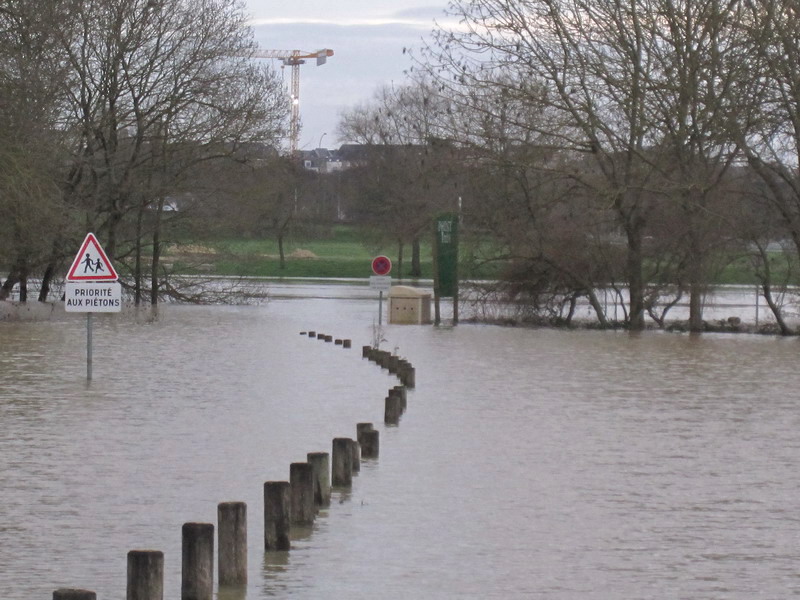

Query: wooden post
[385,395,403,425]
[331,438,353,487]
[389,386,407,411]
[264,481,291,550]
[308,331,316,338]
[356,422,373,447]
[182,522,214,600]
[350,439,361,473]
[53,590,96,600]
[360,429,380,459]
[290,462,316,524]
[307,452,331,507]
[335,338,343,345]
[343,339,351,348]
[127,550,164,600]
[387,355,400,374]
[399,365,415,388]
[218,502,247,586]
[362,345,371,358]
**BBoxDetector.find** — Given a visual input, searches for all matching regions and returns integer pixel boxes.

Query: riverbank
[3,279,796,335]
[464,314,793,336]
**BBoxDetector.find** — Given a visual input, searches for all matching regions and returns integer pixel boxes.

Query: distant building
[300,147,344,173]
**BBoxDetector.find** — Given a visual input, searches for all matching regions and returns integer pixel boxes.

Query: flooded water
[2,285,800,599]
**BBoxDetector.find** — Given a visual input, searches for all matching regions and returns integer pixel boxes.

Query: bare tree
[419,0,763,329]
[739,0,800,284]
[0,1,69,299]
[50,0,287,302]
[338,81,460,277]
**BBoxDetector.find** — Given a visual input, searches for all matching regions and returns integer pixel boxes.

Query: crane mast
[251,48,334,154]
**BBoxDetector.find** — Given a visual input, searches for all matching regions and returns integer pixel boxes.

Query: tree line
[0,0,287,304]
[337,0,800,333]
[5,0,800,333]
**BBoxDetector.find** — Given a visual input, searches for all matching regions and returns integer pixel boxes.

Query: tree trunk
[411,236,421,278]
[38,262,55,302]
[762,281,792,335]
[106,207,124,261]
[150,197,164,305]
[278,233,285,269]
[0,272,18,300]
[38,239,62,302]
[754,242,792,335]
[19,268,28,302]
[687,205,705,332]
[586,288,609,327]
[625,223,645,330]
[134,203,144,306]
[397,240,404,280]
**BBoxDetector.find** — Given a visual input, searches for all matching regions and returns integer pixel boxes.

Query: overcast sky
[244,1,453,150]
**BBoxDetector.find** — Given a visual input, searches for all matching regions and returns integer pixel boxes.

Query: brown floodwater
[1,284,799,599]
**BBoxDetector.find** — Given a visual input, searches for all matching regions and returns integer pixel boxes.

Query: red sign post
[370,256,392,325]
[372,255,392,276]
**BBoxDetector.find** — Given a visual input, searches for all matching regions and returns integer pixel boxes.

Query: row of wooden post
[362,345,416,389]
[54,333,412,600]
[301,330,351,348]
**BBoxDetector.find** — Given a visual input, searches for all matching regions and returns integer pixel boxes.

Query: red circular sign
[372,255,392,276]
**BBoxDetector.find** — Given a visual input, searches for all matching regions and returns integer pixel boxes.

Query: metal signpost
[65,233,121,381]
[434,213,460,324]
[370,255,392,324]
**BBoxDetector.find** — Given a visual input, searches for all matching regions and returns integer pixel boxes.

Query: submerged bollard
[53,590,96,600]
[264,481,291,551]
[182,522,214,600]
[350,439,361,473]
[332,438,353,487]
[307,452,331,507]
[290,462,316,524]
[127,550,164,600]
[389,385,407,411]
[218,502,247,586]
[399,364,416,388]
[360,429,380,459]
[385,394,403,425]
[356,422,373,446]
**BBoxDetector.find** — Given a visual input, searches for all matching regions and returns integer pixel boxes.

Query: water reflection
[217,585,247,600]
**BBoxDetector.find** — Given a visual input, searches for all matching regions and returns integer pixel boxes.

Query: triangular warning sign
[66,233,119,281]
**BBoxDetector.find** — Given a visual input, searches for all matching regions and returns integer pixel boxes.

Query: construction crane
[251,49,334,154]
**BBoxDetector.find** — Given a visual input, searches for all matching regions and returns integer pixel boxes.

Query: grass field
[162,225,799,285]
[164,226,437,279]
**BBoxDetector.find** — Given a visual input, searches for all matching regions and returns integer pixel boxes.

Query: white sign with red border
[66,233,119,281]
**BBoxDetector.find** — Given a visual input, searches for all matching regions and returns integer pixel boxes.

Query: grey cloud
[391,6,449,21]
